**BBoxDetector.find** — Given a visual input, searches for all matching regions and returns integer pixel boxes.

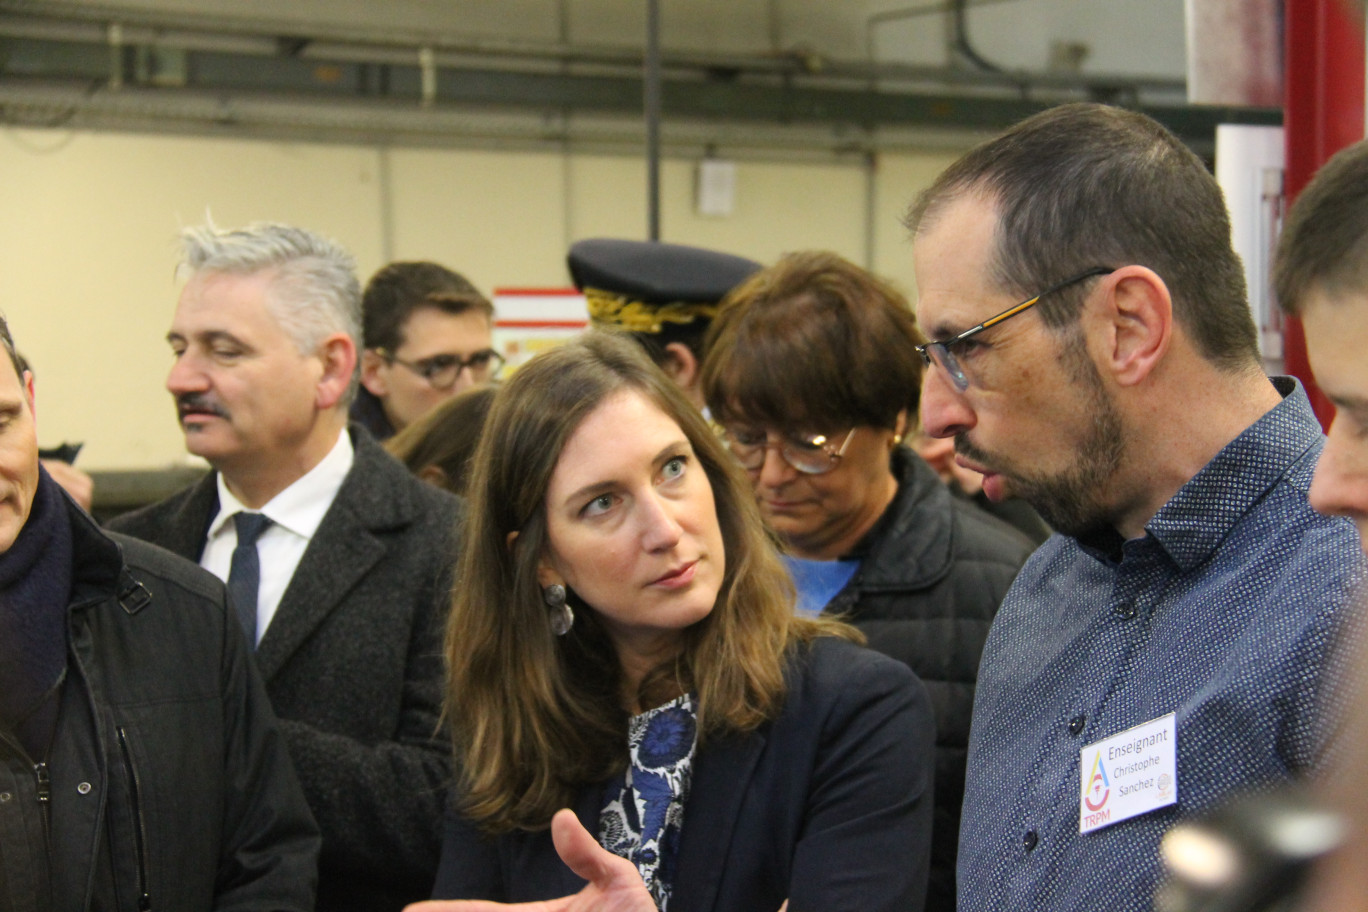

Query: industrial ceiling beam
[0,31,1279,153]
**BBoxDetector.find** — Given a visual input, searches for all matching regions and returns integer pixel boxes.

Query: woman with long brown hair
[423,331,934,912]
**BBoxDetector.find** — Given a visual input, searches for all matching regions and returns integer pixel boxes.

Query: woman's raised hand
[405,810,655,912]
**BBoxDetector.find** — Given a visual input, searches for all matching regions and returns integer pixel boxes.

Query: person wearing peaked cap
[568,238,761,411]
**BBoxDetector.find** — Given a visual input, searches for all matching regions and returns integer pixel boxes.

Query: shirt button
[77,782,92,795]
[1113,603,1136,620]
[0,792,11,803]
[1023,831,1039,852]
[1068,715,1086,736]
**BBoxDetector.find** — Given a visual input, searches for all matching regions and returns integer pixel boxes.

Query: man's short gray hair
[179,222,363,402]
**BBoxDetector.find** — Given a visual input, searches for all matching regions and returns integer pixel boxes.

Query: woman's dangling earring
[543,583,574,635]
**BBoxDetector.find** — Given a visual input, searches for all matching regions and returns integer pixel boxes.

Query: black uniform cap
[568,238,762,333]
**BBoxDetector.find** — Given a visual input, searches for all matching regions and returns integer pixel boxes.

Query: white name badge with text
[1079,713,1177,834]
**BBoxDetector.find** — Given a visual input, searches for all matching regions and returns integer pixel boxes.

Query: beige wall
[0,127,962,469]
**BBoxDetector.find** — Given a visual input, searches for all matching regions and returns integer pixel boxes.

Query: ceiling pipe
[1,7,1188,98]
[951,0,1005,73]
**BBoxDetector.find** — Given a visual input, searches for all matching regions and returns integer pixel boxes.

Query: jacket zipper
[116,727,152,912]
[33,760,52,857]
[33,761,50,804]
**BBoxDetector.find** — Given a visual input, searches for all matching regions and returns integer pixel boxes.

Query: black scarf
[0,467,74,759]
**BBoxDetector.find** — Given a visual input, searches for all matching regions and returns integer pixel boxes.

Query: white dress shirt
[201,430,355,644]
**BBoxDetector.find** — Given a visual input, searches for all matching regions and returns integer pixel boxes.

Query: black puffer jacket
[0,496,319,912]
[824,447,1035,912]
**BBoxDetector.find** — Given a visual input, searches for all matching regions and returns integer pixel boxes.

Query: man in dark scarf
[0,315,318,911]
[0,462,72,761]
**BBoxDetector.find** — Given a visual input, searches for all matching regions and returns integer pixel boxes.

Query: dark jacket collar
[69,490,126,607]
[326,423,428,531]
[349,388,396,442]
[160,423,424,559]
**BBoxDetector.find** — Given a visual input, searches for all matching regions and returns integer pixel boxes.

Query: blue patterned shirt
[599,694,698,911]
[957,379,1365,912]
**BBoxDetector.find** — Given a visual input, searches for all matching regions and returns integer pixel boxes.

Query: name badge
[1079,713,1177,834]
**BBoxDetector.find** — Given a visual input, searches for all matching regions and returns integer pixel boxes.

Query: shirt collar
[207,430,355,541]
[1092,376,1322,570]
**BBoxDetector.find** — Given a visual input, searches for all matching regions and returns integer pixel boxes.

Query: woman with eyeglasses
[415,332,934,912]
[700,250,1034,912]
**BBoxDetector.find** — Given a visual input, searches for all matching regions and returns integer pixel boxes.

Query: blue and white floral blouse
[598,693,698,911]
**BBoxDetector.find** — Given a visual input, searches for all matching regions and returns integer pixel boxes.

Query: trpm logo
[1083,750,1111,824]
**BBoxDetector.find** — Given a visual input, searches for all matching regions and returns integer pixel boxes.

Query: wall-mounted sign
[492,287,587,372]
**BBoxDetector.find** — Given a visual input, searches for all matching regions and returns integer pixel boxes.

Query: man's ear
[359,348,388,397]
[660,342,700,390]
[315,333,358,409]
[1095,266,1172,387]
[417,464,450,489]
[22,369,35,421]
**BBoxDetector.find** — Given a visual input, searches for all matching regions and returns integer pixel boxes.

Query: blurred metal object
[1157,787,1346,912]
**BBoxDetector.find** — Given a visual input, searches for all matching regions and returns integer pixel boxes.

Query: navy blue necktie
[227,512,272,647]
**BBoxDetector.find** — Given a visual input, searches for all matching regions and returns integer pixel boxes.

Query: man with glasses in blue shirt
[354,260,501,441]
[908,103,1365,912]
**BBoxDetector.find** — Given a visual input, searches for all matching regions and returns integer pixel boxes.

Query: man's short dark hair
[0,314,24,380]
[906,102,1258,372]
[1274,140,1368,315]
[362,261,493,352]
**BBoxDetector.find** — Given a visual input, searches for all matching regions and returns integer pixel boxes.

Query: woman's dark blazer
[433,636,935,912]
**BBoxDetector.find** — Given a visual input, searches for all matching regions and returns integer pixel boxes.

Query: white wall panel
[385,145,570,288]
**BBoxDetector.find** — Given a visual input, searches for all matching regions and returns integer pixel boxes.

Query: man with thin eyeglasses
[908,103,1365,912]
[354,260,502,441]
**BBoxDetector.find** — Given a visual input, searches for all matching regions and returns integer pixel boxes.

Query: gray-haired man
[110,222,462,911]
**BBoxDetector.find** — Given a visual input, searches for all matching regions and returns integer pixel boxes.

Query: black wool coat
[109,424,463,912]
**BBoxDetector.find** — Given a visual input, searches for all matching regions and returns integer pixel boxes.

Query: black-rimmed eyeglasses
[376,347,505,390]
[722,427,856,475]
[915,267,1114,392]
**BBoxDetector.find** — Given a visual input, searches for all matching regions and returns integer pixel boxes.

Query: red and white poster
[492,288,587,373]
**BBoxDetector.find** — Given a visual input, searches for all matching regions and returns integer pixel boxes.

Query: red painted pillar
[1283,0,1365,429]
